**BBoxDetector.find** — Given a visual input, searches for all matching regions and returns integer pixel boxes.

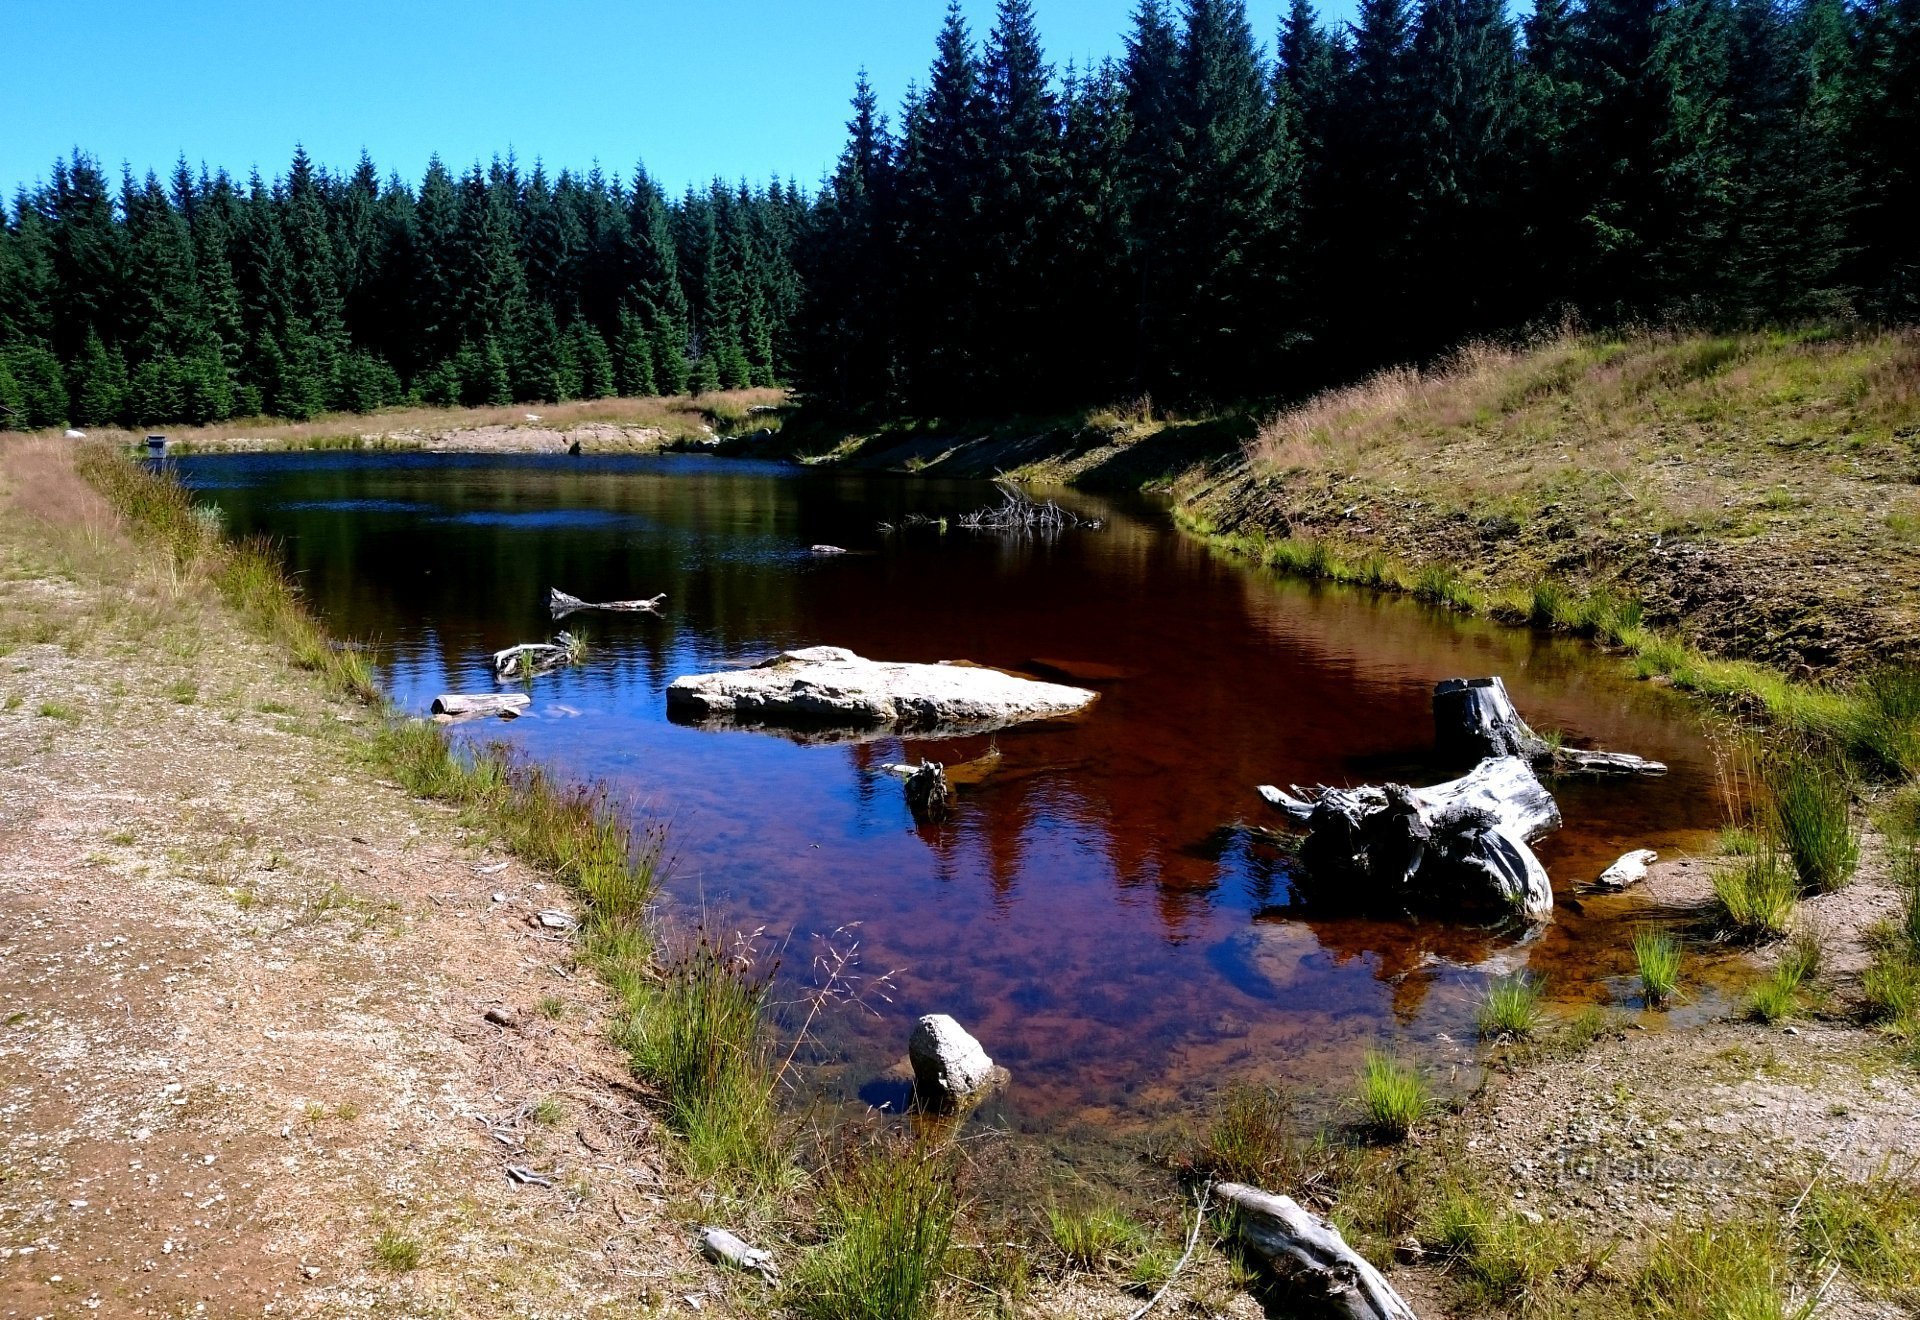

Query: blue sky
[1,0,1352,199]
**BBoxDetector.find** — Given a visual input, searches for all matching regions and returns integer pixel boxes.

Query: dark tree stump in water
[1434,676,1666,777]
[903,761,952,823]
[1260,756,1560,919]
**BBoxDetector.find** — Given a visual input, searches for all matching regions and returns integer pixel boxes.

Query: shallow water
[184,452,1725,1137]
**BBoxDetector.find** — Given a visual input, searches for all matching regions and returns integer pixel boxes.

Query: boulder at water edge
[908,1014,997,1112]
[666,646,1095,740]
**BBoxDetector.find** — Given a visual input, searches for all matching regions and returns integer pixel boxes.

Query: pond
[183,451,1724,1142]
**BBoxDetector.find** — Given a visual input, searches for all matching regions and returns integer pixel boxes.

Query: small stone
[491,892,507,904]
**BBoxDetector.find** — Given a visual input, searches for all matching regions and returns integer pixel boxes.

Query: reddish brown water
[186,452,1724,1138]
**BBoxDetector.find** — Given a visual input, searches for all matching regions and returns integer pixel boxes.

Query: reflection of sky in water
[184,451,1731,1139]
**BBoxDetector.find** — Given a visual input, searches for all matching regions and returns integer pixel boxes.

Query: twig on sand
[1127,1180,1211,1320]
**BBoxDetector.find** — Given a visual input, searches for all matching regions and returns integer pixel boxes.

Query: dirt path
[0,443,725,1318]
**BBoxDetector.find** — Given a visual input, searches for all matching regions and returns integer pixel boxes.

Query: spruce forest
[1,0,1915,430]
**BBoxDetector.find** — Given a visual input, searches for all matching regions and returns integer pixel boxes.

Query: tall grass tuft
[790,1139,958,1320]
[1634,930,1683,1007]
[1712,852,1799,942]
[629,929,782,1179]
[1355,1050,1428,1141]
[1476,973,1546,1039]
[1197,1084,1312,1186]
[1843,667,1920,780]
[1764,744,1859,893]
[1633,1218,1801,1320]
[1045,1205,1142,1270]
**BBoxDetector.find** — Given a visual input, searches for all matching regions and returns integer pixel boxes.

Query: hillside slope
[1179,329,1920,675]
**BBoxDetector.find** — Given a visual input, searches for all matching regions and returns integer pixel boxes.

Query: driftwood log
[431,692,530,719]
[1594,848,1658,890]
[1260,756,1559,919]
[1214,1182,1418,1320]
[548,588,664,618]
[493,632,582,679]
[1434,677,1665,777]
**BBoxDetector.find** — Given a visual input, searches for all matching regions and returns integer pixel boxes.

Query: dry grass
[35,388,786,451]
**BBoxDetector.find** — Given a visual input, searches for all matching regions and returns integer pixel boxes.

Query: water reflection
[186,451,1722,1136]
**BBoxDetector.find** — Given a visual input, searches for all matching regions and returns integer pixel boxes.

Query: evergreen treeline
[3,0,1916,428]
[800,0,1919,412]
[0,150,805,428]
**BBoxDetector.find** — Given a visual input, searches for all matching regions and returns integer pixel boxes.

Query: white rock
[1595,849,1658,890]
[666,646,1095,740]
[64,428,85,439]
[908,1013,996,1110]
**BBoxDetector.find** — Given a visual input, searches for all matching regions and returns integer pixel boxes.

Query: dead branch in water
[493,632,586,680]
[956,484,1102,534]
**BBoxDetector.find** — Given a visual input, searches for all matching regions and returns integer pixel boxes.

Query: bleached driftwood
[1214,1182,1418,1320]
[957,484,1102,534]
[1433,677,1665,777]
[1594,848,1658,891]
[548,588,664,619]
[1259,756,1559,919]
[431,692,530,719]
[493,632,583,679]
[697,1225,777,1281]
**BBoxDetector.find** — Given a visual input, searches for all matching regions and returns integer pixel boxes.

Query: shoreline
[9,382,1920,1314]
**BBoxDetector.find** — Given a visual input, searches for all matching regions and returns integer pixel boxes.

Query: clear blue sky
[2,0,1352,199]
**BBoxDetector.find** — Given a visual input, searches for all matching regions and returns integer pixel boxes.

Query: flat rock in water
[666,646,1095,741]
[1594,848,1658,890]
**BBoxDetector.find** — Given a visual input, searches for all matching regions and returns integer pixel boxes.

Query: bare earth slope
[0,443,720,1318]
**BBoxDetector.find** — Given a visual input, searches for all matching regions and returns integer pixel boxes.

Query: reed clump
[1355,1050,1428,1142]
[789,1137,959,1320]
[627,928,783,1181]
[1634,930,1683,1006]
[1477,973,1546,1039]
[1763,744,1859,893]
[1713,852,1799,942]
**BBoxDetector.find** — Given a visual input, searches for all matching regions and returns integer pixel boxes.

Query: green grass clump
[1046,1204,1142,1270]
[1634,930,1683,1007]
[1476,973,1546,1039]
[1196,1084,1312,1186]
[1862,946,1920,1028]
[1842,667,1920,779]
[1764,747,1859,893]
[1422,1185,1579,1309]
[627,930,782,1180]
[1632,1218,1800,1320]
[1798,1176,1920,1304]
[1746,932,1821,1023]
[1412,562,1475,610]
[372,1229,422,1271]
[1713,852,1799,942]
[789,1141,958,1320]
[1355,1050,1427,1142]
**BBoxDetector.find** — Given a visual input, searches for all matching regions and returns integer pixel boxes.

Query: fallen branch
[493,632,585,680]
[957,483,1102,534]
[1127,1181,1211,1320]
[1214,1182,1418,1320]
[549,587,664,618]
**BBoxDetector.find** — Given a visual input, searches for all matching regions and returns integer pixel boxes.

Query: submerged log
[1260,756,1559,920]
[1214,1182,1419,1320]
[431,692,530,719]
[549,588,664,619]
[1434,677,1666,777]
